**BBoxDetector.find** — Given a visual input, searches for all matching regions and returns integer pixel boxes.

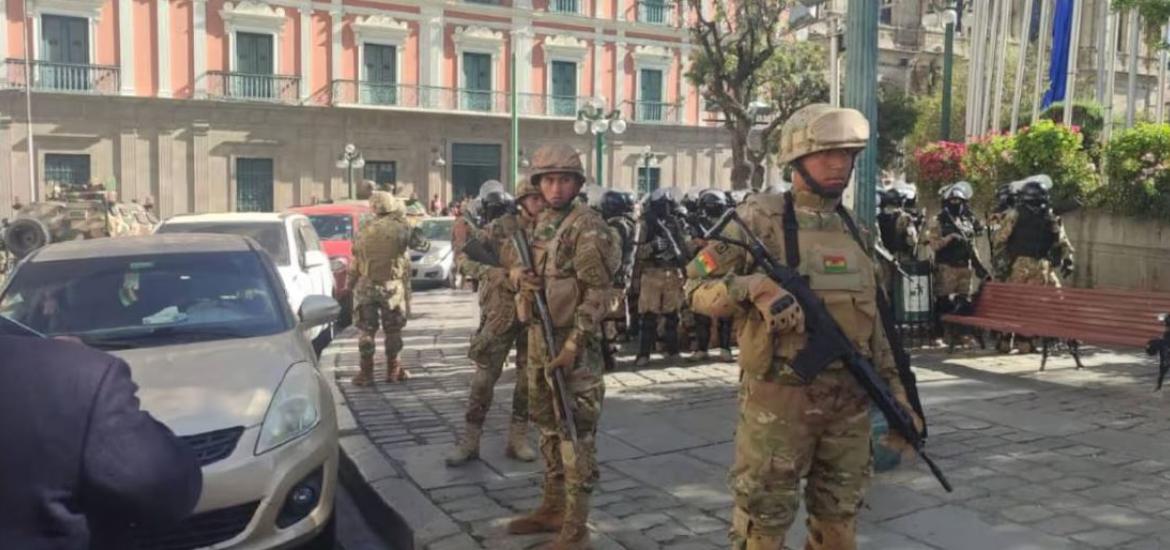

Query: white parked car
[156,213,335,347]
[412,216,455,288]
[0,234,340,549]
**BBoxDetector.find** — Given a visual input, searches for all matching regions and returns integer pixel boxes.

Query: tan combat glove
[739,274,804,334]
[879,383,925,462]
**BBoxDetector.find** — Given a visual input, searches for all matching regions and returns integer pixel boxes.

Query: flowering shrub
[1012,120,1100,207]
[911,141,966,198]
[960,133,1019,211]
[1101,123,1170,220]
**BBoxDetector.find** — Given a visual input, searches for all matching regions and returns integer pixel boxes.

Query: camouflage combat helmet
[778,103,870,165]
[515,180,542,200]
[370,190,404,216]
[528,144,586,186]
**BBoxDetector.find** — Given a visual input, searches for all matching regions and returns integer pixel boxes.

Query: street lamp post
[938,2,958,141]
[573,97,627,187]
[335,144,365,199]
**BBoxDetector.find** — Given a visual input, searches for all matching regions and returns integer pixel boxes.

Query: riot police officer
[926,181,987,341]
[634,188,692,367]
[599,189,639,363]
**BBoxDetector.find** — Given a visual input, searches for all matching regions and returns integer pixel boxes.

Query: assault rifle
[461,237,500,267]
[649,216,690,269]
[704,210,952,492]
[511,231,579,445]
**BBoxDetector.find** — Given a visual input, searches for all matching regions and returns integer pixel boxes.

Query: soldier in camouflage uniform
[991,175,1074,353]
[349,191,431,386]
[926,181,985,341]
[445,181,545,467]
[687,104,920,550]
[451,197,482,290]
[506,144,620,550]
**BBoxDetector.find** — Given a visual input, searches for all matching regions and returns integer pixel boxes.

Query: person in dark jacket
[0,335,203,549]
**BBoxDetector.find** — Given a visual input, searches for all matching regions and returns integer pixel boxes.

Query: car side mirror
[299,295,340,327]
[303,250,328,269]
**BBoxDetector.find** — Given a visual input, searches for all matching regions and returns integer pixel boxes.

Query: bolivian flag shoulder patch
[694,250,719,276]
[823,254,848,273]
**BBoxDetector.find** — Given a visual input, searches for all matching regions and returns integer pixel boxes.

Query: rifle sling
[782,192,801,269]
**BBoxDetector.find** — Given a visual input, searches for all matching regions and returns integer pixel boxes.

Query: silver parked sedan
[0,234,340,550]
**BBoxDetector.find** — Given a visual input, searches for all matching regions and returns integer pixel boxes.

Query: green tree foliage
[685,0,828,188]
[1039,101,1107,161]
[1101,123,1170,220]
[1012,120,1101,207]
[960,133,1019,213]
[1111,0,1170,52]
[876,85,920,171]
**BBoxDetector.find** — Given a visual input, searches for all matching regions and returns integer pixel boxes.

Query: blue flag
[1042,0,1074,109]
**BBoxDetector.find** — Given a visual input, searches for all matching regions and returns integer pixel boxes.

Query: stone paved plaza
[323,288,1170,550]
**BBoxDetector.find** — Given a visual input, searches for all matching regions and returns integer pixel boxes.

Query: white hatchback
[156,213,335,346]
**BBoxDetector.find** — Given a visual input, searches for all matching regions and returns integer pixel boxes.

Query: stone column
[420,6,443,87]
[192,121,210,212]
[193,0,208,97]
[0,116,11,216]
[330,6,343,84]
[119,0,136,95]
[157,0,172,97]
[300,1,312,101]
[592,29,603,99]
[614,39,626,108]
[514,24,533,95]
[0,0,7,87]
[156,127,174,218]
[119,129,138,199]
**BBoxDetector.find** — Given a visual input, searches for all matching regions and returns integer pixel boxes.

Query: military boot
[352,356,375,387]
[507,481,565,534]
[505,419,536,462]
[804,516,857,550]
[635,313,657,367]
[445,422,482,467]
[546,492,590,549]
[385,358,411,383]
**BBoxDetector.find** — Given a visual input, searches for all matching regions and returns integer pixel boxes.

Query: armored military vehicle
[3,186,158,259]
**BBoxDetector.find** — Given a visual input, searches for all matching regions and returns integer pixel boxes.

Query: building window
[461,52,493,111]
[233,32,275,99]
[550,0,579,14]
[40,14,90,91]
[364,161,397,190]
[637,166,660,194]
[550,60,578,116]
[44,154,91,189]
[451,143,501,201]
[638,0,670,25]
[362,43,398,105]
[638,68,664,121]
[236,158,274,212]
[879,0,894,25]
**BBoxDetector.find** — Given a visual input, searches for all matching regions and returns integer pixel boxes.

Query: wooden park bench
[942,282,1170,390]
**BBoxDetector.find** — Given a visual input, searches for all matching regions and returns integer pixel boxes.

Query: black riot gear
[600,190,635,219]
[1006,209,1057,259]
[479,190,514,225]
[697,189,729,220]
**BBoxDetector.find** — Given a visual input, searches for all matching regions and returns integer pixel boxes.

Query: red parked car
[288,202,372,324]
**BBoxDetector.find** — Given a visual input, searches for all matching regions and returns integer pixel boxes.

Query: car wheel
[299,511,336,550]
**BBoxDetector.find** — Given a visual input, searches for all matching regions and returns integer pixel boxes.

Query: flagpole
[1032,0,1053,123]
[990,0,1011,132]
[1103,6,1120,142]
[1010,0,1035,133]
[1157,20,1169,124]
[22,8,37,202]
[1062,0,1084,127]
[1125,9,1139,128]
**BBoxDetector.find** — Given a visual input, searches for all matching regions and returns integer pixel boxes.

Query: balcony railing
[205,71,300,104]
[549,0,580,14]
[516,92,590,117]
[2,58,119,94]
[627,100,682,124]
[636,1,675,26]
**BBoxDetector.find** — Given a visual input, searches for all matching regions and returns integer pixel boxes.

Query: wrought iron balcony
[636,1,675,26]
[331,80,509,113]
[628,100,682,124]
[516,92,591,117]
[2,58,119,94]
[205,71,300,104]
[549,0,581,14]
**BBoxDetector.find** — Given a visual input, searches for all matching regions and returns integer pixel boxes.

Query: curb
[320,328,464,550]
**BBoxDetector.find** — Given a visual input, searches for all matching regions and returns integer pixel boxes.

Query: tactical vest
[536,204,589,329]
[934,212,973,266]
[736,193,879,377]
[1005,209,1056,259]
[358,216,410,283]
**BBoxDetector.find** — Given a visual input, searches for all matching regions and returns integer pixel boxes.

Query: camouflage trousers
[1008,257,1061,287]
[730,370,872,548]
[934,264,975,297]
[463,320,529,425]
[527,324,606,505]
[355,299,407,362]
[639,267,686,314]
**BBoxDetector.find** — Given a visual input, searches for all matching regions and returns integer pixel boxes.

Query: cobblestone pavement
[326,288,1170,550]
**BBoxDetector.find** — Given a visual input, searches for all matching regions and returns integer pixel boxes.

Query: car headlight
[418,247,450,266]
[329,256,348,272]
[255,362,322,455]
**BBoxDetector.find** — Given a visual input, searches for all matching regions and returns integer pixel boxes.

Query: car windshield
[157,221,290,265]
[0,251,290,350]
[308,214,354,241]
[418,219,454,241]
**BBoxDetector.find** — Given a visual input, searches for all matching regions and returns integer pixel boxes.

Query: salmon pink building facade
[0,0,733,216]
